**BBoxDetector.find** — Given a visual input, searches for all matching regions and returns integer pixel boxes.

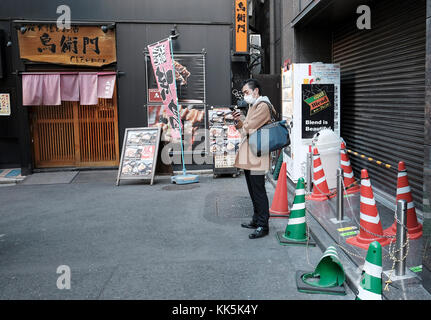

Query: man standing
[233,79,275,239]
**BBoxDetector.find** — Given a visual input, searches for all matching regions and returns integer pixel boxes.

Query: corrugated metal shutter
[332,0,426,209]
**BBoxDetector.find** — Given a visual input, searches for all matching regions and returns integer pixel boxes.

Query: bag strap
[245,102,279,140]
[266,102,278,123]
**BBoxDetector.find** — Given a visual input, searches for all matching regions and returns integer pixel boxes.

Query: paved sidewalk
[0,169,25,185]
[0,170,354,300]
[266,173,431,300]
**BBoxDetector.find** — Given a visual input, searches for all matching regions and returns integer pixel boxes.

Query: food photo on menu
[208,108,242,157]
[121,129,158,177]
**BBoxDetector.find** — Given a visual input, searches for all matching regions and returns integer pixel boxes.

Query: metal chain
[311,175,337,198]
[340,178,411,293]
[341,178,398,240]
[300,159,413,293]
[305,173,411,293]
[335,243,366,260]
[384,233,410,291]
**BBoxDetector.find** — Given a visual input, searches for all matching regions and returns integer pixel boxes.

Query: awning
[22,72,116,106]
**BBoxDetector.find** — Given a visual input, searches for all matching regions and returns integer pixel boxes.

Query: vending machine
[281,63,341,185]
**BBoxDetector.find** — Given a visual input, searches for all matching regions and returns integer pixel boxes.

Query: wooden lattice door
[30,91,119,168]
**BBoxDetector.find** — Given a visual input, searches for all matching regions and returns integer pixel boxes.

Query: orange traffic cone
[340,142,360,194]
[346,169,392,249]
[306,147,336,201]
[269,162,290,218]
[385,161,422,239]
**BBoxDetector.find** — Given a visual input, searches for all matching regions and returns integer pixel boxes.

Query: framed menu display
[116,127,161,186]
[208,106,242,177]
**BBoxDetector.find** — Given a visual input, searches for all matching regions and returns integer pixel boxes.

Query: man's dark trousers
[244,169,270,229]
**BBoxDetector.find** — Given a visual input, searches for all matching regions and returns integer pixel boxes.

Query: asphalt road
[0,170,354,300]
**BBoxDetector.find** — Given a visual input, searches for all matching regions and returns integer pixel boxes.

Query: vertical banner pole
[169,37,186,175]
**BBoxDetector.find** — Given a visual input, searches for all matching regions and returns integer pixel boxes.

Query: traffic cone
[296,246,346,295]
[340,142,360,194]
[346,169,392,249]
[356,241,383,300]
[269,162,289,218]
[306,147,336,201]
[385,161,423,239]
[276,178,316,246]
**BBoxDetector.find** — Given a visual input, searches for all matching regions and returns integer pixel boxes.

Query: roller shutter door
[332,0,426,208]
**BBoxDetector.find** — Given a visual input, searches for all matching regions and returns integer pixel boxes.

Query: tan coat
[234,100,273,172]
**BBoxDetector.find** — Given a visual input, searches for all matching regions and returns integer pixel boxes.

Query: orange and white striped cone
[340,142,360,194]
[306,147,336,201]
[385,161,422,239]
[346,169,392,250]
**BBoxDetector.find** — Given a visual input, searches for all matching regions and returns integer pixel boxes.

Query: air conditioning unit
[249,34,261,52]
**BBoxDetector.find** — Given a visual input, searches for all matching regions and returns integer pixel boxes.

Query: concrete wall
[0,21,21,167]
[280,0,332,64]
[0,0,232,24]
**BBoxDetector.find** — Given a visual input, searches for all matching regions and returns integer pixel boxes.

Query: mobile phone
[229,106,237,112]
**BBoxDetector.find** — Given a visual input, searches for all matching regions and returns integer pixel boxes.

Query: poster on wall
[208,107,242,169]
[0,93,11,116]
[147,104,206,152]
[301,84,335,139]
[146,54,205,105]
[116,127,161,186]
[146,52,207,153]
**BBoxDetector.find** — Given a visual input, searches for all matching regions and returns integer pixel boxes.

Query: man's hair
[242,78,262,96]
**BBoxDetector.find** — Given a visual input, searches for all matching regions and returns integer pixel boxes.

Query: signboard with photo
[147,104,206,152]
[301,84,335,139]
[116,127,161,186]
[146,54,205,105]
[208,107,242,170]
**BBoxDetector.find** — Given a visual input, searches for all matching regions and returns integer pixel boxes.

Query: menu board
[116,127,161,186]
[208,107,242,169]
[0,93,11,116]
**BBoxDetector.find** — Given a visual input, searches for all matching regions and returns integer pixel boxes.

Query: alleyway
[0,171,354,299]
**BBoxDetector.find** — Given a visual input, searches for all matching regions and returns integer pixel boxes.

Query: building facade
[0,0,239,174]
[280,0,431,293]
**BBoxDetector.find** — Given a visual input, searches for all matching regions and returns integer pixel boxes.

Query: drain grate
[162,184,200,191]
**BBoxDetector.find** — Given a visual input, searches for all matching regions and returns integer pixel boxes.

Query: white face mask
[244,94,256,105]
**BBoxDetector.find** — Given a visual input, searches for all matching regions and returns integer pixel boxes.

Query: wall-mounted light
[170,25,179,39]
[101,23,115,33]
[6,34,12,47]
[20,26,27,34]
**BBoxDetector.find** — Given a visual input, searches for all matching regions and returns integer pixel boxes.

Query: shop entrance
[29,89,119,168]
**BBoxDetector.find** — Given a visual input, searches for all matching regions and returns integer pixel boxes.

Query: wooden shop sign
[17,24,116,67]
